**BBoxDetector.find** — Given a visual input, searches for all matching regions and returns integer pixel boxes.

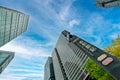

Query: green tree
[85,36,120,80]
[85,58,114,80]
[105,36,120,59]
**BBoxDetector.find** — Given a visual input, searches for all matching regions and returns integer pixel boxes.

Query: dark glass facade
[0,6,29,47]
[0,50,14,73]
[44,57,55,80]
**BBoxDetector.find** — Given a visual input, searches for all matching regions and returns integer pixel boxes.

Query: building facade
[0,50,14,73]
[0,6,29,47]
[72,32,120,80]
[44,57,55,80]
[96,0,120,8]
[0,6,29,74]
[45,30,120,80]
[52,30,89,80]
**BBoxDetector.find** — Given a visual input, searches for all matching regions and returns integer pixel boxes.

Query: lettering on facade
[79,40,97,53]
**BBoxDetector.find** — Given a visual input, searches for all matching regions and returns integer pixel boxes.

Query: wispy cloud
[28,0,79,31]
[0,1,79,78]
[0,74,43,80]
[113,23,120,29]
[0,0,120,80]
[70,13,117,48]
[0,36,50,79]
[68,19,80,28]
[0,37,51,59]
[110,33,119,40]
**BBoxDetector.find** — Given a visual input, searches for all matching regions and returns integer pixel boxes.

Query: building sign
[79,39,97,53]
[72,36,120,80]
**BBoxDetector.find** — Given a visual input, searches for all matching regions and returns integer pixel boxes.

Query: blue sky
[0,0,120,80]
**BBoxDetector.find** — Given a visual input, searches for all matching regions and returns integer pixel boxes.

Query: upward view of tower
[45,30,89,80]
[52,31,89,80]
[96,0,120,8]
[0,6,29,73]
[44,30,120,80]
[0,6,29,47]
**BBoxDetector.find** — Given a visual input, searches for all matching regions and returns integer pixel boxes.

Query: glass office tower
[0,6,29,47]
[51,30,89,80]
[96,0,120,8]
[45,30,120,80]
[44,57,55,80]
[0,50,14,73]
[0,6,29,74]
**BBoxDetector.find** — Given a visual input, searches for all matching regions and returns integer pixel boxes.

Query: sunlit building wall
[0,6,29,74]
[0,6,29,47]
[45,30,120,80]
[51,30,89,80]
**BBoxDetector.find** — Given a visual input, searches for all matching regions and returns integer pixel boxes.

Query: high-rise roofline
[0,6,29,16]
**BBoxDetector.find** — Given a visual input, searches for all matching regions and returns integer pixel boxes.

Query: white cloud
[1,1,117,80]
[71,13,114,48]
[59,3,71,21]
[0,36,51,59]
[0,75,26,80]
[0,74,43,80]
[113,23,120,29]
[68,19,80,27]
[0,0,79,80]
[30,0,78,30]
[110,33,119,40]
[0,36,47,80]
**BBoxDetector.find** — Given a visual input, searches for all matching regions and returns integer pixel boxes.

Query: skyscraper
[0,6,29,47]
[44,57,55,80]
[45,30,120,80]
[52,30,89,80]
[0,6,29,74]
[96,0,120,8]
[0,50,14,73]
[44,30,89,80]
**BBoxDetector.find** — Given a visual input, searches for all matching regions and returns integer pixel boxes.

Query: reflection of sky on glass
[0,0,120,79]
